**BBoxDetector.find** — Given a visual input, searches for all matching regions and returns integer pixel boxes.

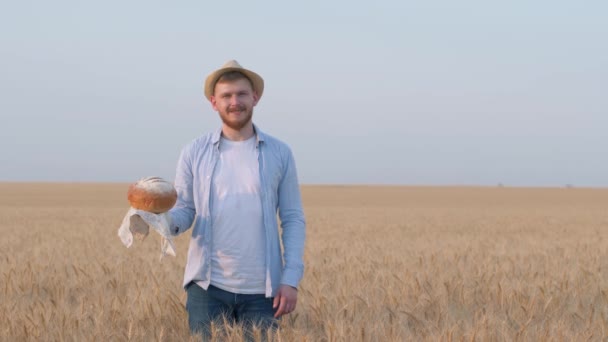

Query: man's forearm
[169,206,195,235]
[279,213,306,287]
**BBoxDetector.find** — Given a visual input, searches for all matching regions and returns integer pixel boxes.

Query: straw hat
[204,60,264,101]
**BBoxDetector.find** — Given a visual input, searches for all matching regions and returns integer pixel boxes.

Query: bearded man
[168,60,306,339]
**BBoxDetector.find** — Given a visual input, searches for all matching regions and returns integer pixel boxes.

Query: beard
[218,104,253,130]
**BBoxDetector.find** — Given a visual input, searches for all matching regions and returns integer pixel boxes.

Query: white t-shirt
[207,135,266,294]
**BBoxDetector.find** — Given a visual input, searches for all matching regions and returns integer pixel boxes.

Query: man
[168,60,306,338]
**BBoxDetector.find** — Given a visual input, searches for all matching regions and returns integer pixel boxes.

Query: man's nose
[229,95,240,105]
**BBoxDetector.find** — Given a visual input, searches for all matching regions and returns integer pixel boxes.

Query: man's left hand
[273,285,298,318]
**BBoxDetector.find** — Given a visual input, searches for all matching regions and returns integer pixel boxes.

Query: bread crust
[127,178,177,213]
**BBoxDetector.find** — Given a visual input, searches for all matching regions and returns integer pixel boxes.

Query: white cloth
[118,208,176,260]
[206,136,266,294]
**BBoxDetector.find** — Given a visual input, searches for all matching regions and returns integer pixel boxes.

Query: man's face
[211,78,259,131]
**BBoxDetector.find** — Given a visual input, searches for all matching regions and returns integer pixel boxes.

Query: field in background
[1,183,608,341]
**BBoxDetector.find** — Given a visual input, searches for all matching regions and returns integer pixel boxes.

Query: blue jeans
[186,282,279,340]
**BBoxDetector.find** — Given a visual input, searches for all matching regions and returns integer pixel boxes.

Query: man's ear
[210,95,218,111]
[252,92,260,106]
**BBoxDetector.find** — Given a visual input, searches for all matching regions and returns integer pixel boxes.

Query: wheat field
[1,183,608,341]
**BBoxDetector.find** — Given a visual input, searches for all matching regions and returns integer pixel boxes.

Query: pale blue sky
[1,0,607,186]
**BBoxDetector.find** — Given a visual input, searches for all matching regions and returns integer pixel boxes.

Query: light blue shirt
[169,124,306,297]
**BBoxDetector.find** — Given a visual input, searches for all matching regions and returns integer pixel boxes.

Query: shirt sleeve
[277,147,306,288]
[168,145,196,235]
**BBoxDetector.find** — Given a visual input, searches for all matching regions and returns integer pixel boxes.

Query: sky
[1,0,607,187]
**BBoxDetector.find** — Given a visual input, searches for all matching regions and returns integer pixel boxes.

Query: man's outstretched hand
[273,285,298,318]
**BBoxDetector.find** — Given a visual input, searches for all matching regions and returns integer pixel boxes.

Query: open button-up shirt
[169,124,306,297]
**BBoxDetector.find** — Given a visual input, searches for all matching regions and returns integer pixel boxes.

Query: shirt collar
[212,123,266,148]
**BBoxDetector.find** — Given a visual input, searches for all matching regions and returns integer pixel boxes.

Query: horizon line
[0,180,605,190]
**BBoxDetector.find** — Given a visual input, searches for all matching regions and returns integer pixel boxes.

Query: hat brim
[204,67,264,101]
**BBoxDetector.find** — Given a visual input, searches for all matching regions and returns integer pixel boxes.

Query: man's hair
[214,71,254,93]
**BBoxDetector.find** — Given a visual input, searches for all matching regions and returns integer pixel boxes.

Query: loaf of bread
[127,176,177,213]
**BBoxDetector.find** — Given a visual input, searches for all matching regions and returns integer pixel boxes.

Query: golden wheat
[1,183,608,341]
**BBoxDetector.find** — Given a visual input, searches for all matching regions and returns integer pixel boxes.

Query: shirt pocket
[268,166,283,195]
